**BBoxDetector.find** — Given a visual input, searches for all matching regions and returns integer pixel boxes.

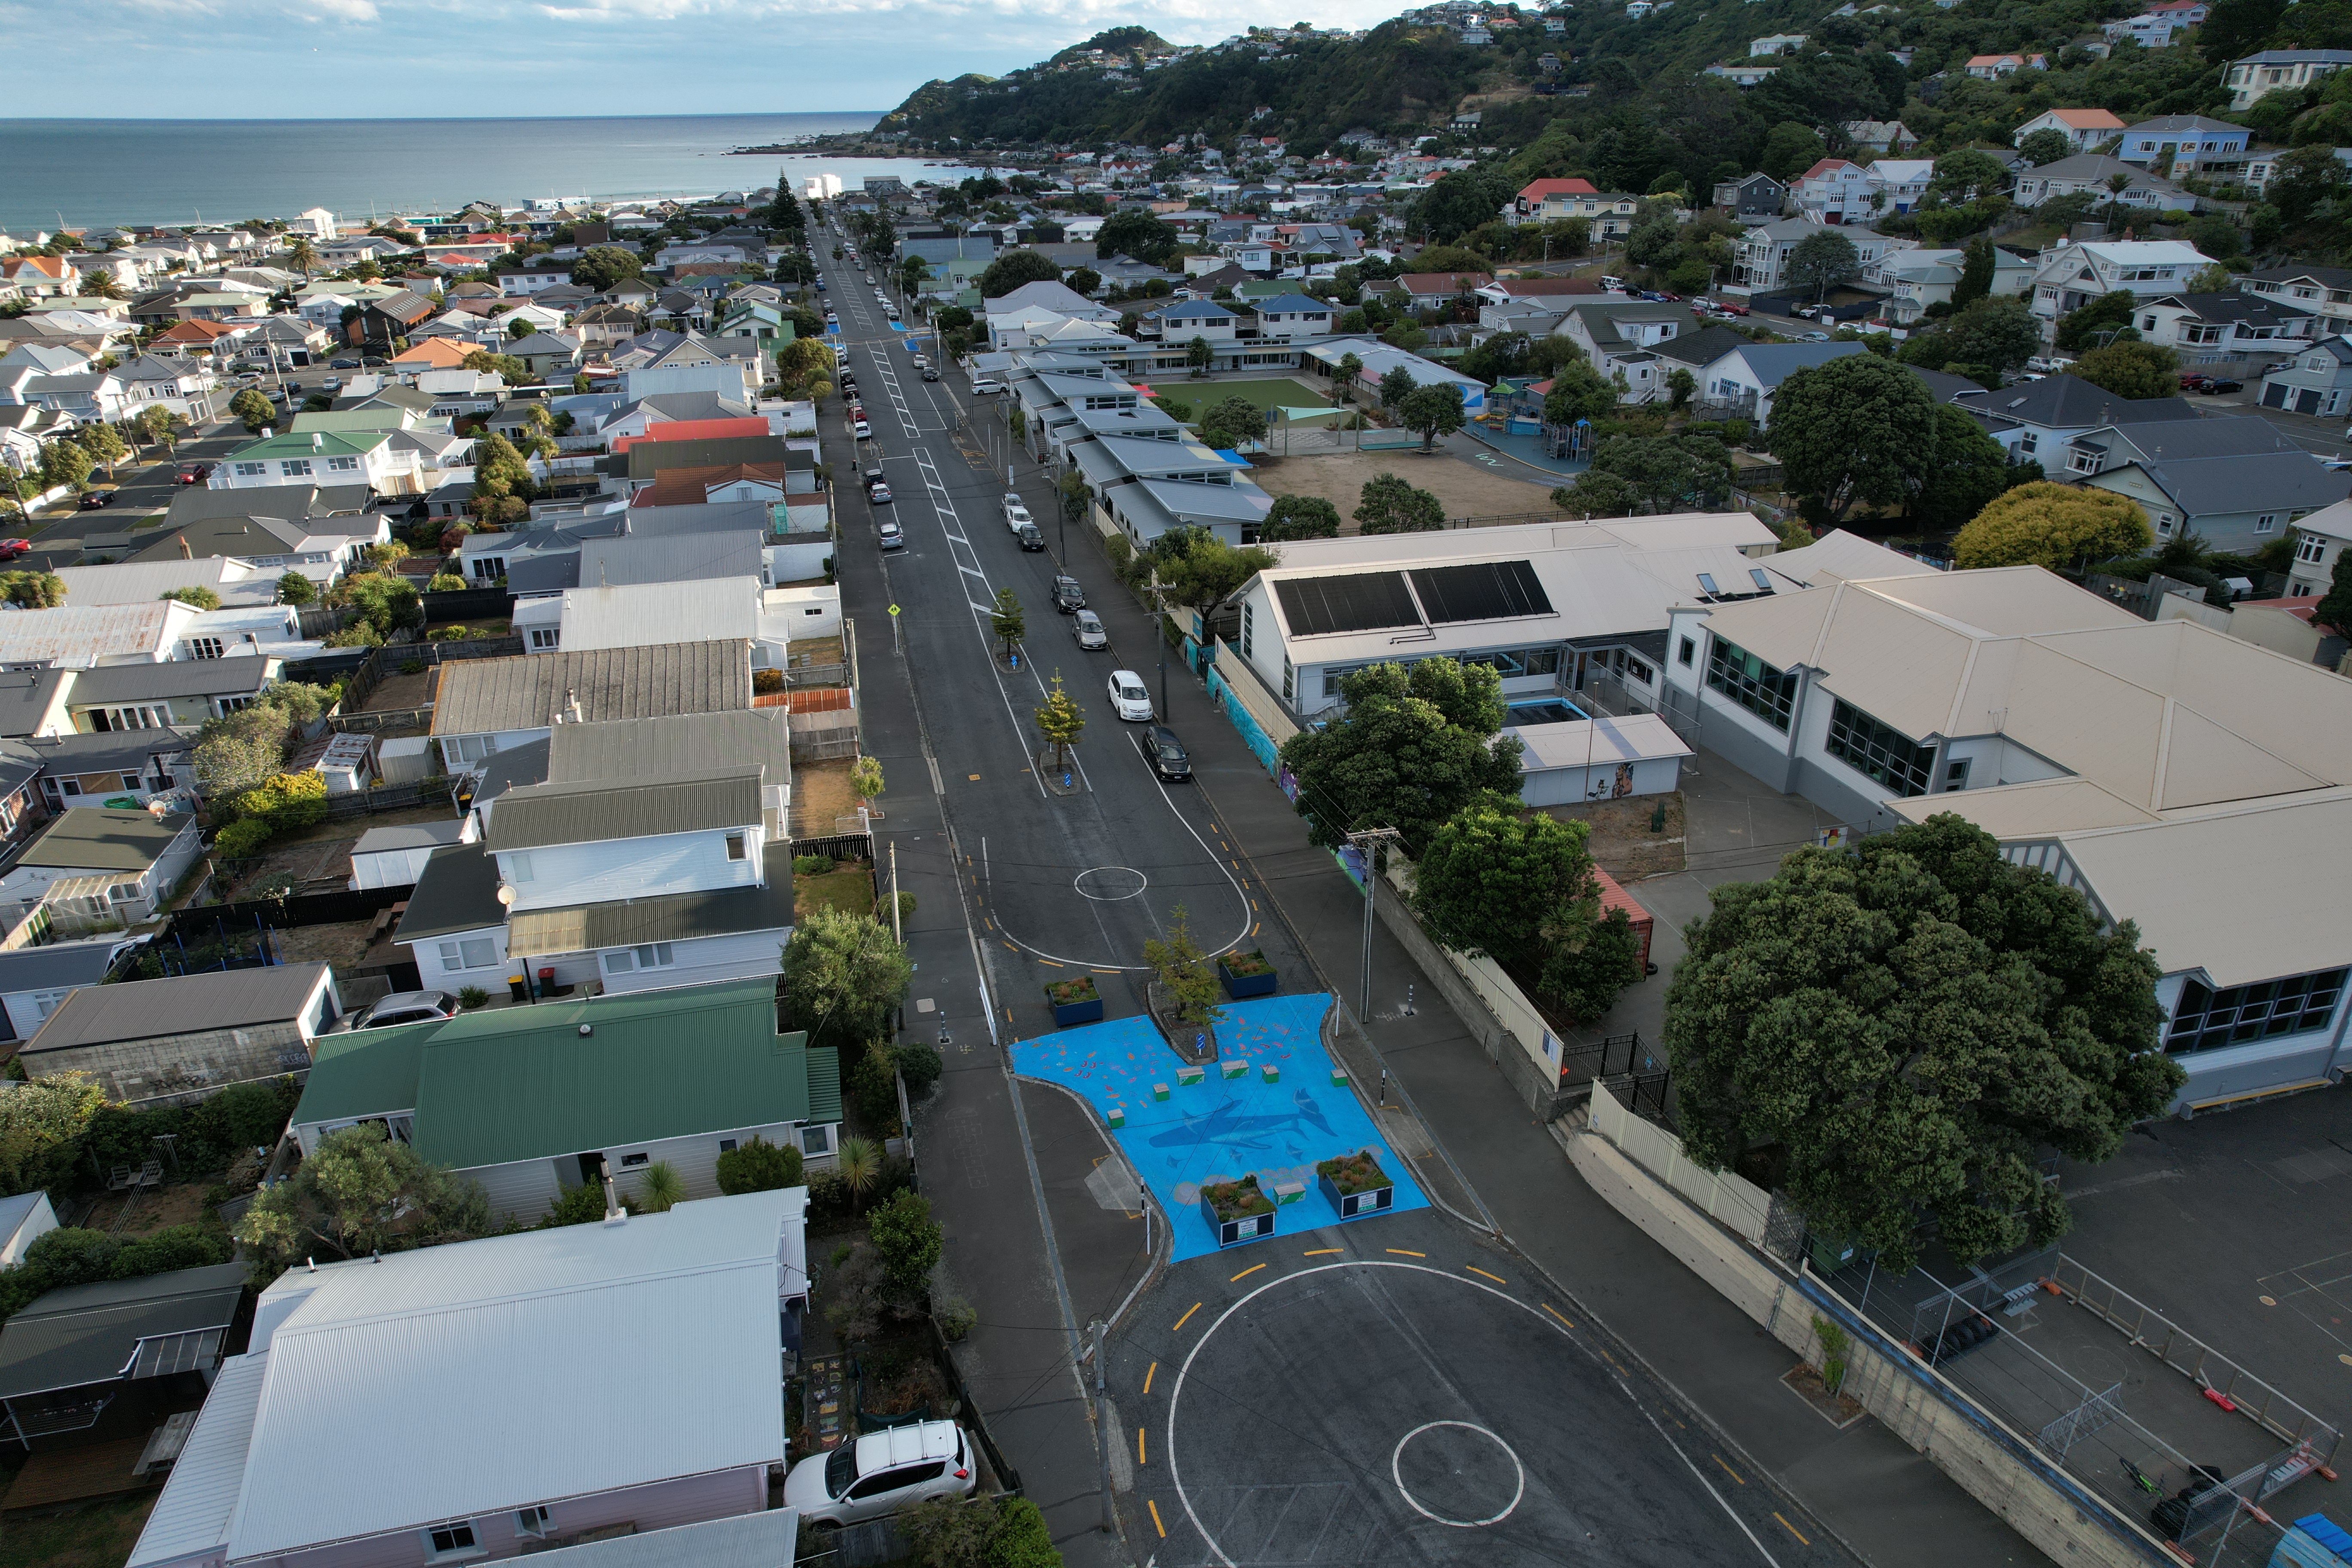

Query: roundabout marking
[1389,1420,1525,1528]
[1072,864,1149,901]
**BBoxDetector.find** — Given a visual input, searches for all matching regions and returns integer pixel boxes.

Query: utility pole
[889,839,903,943]
[1093,1320,1114,1532]
[1344,827,1404,1024]
[1150,581,1170,718]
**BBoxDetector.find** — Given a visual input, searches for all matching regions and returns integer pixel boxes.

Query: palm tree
[285,236,317,279]
[835,1136,881,1212]
[635,1161,686,1213]
[82,270,124,301]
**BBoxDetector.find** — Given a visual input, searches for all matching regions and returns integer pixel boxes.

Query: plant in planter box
[1046,973,1103,1025]
[1199,1173,1277,1244]
[1217,947,1277,998]
[1316,1148,1396,1218]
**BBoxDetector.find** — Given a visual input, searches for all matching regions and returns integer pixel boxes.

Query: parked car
[877,518,904,550]
[0,540,30,560]
[2198,377,2242,395]
[922,367,940,381]
[1051,575,1085,612]
[1016,522,1044,550]
[869,481,893,504]
[321,377,343,393]
[330,357,361,370]
[2178,372,2212,391]
[971,379,1006,395]
[325,990,459,1034]
[1107,669,1153,721]
[78,488,116,509]
[783,1421,974,1530]
[853,418,872,439]
[1141,724,1191,781]
[2024,355,2073,374]
[910,354,929,370]
[1715,300,1750,316]
[1002,494,1033,531]
[176,461,212,484]
[1072,609,1107,649]
[1798,331,1831,343]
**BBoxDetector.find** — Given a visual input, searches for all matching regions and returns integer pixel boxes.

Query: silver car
[782,1420,974,1528]
[326,990,459,1033]
[1072,609,1107,649]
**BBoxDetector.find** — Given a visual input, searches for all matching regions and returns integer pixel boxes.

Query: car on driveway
[1016,522,1044,550]
[325,990,459,1034]
[1107,670,1152,721]
[1072,608,1107,649]
[1051,575,1085,612]
[784,1421,973,1531]
[971,379,1005,395]
[1141,724,1191,781]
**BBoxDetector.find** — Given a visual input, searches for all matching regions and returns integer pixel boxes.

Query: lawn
[0,1494,156,1568]
[1135,377,1340,419]
[793,861,876,922]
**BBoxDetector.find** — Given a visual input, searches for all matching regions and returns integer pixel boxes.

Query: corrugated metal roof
[227,1191,800,1560]
[430,641,750,737]
[498,1509,797,1568]
[557,580,761,654]
[292,1019,429,1127]
[507,843,795,955]
[15,807,192,872]
[0,1262,245,1400]
[488,770,763,852]
[21,963,328,1056]
[350,819,469,856]
[0,938,123,994]
[67,658,276,704]
[126,1351,268,1568]
[547,710,791,785]
[0,602,184,666]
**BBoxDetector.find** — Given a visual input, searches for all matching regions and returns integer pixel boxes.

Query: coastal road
[814,236,1856,1567]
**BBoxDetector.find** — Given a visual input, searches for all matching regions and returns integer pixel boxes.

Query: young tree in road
[1257,494,1341,541]
[230,387,275,432]
[988,586,1026,662]
[2070,340,2181,400]
[1033,672,1085,769]
[1399,382,1467,451]
[781,906,913,1044]
[1951,481,2152,569]
[1354,472,1446,533]
[1144,905,1221,1026]
[1784,229,1861,302]
[1277,658,1523,854]
[1768,354,1936,521]
[1665,815,2183,1270]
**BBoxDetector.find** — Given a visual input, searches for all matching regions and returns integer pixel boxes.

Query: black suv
[1142,725,1191,781]
[1050,575,1085,612]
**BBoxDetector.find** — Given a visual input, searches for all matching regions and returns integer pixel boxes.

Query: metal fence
[791,833,873,863]
[322,781,456,818]
[327,706,433,735]
[170,883,410,943]
[1557,1031,1660,1088]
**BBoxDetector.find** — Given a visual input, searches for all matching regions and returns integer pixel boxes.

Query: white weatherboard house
[1660,532,2352,1113]
[2024,239,2215,341]
[399,707,791,999]
[125,1189,810,1568]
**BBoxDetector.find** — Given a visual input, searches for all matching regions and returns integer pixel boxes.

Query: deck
[2,1437,162,1514]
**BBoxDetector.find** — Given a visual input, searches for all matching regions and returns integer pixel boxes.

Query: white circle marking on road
[1072,865,1149,901]
[1389,1420,1525,1528]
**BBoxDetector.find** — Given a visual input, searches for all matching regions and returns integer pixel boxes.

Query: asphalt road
[22,417,250,561]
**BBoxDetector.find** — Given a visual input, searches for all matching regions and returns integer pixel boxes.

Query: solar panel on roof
[1273,573,1422,636]
[1409,560,1553,623]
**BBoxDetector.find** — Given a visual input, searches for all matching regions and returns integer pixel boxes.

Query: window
[2156,512,2175,533]
[603,942,674,974]
[719,1138,738,1153]
[528,627,559,651]
[801,1123,833,1157]
[326,455,360,472]
[2255,514,2278,534]
[1943,758,1972,793]
[1281,657,1294,704]
[233,462,266,476]
[438,937,500,971]
[1240,602,1253,658]
[182,637,224,661]
[121,773,142,791]
[445,734,499,765]
[2297,533,2329,564]
[425,1522,478,1559]
[279,459,313,478]
[2168,968,2347,1055]
[1678,636,1696,667]
[1703,636,1798,731]
[1623,655,1653,684]
[508,851,534,882]
[2019,432,2038,454]
[514,1508,551,1540]
[1825,700,1936,796]
[726,831,747,861]
[620,1152,649,1168]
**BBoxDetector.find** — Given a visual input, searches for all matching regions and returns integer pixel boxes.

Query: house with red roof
[1794,158,1875,224]
[0,256,77,299]
[610,418,771,453]
[1514,178,1599,218]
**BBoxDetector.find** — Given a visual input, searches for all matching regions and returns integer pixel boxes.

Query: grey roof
[504,555,581,595]
[2090,414,2302,462]
[513,1511,798,1568]
[1909,366,1986,404]
[22,963,330,1055]
[487,769,763,852]
[0,1262,246,1400]
[1728,341,1869,389]
[576,530,764,588]
[2124,115,2244,135]
[1654,324,1760,368]
[2027,153,2187,190]
[623,436,797,481]
[351,819,469,856]
[393,842,508,942]
[546,709,792,785]
[612,391,753,425]
[0,669,72,740]
[1955,374,2197,431]
[163,484,372,528]
[1134,478,1271,524]
[2246,264,2352,289]
[430,641,751,737]
[2106,450,2351,516]
[2141,291,2315,328]
[508,843,794,956]
[469,736,551,804]
[3,729,193,777]
[68,659,275,704]
[16,807,191,872]
[0,939,125,996]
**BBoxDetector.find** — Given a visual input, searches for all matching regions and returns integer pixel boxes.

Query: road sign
[888,604,900,617]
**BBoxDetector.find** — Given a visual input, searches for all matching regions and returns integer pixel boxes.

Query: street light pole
[1344,827,1403,1024]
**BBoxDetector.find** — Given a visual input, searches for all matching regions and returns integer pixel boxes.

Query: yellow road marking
[1711,1454,1745,1485]
[1143,1361,1156,1395]
[1304,1248,1341,1256]
[1148,1500,1165,1538]
[967,773,980,780]
[1231,1262,1266,1282]
[1465,1265,1507,1285]
[1253,921,1261,937]
[1003,1007,1013,1024]
[1774,1512,1809,1545]
[1385,1249,1427,1258]
[1173,1302,1201,1332]
[1541,1302,1575,1329]
[1038,958,1063,967]
[1137,1427,1147,1465]
[1002,940,1017,951]
[1093,967,1120,974]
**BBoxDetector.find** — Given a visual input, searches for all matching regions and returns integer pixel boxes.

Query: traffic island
[1146,980,1219,1065]
[1035,748,1084,797]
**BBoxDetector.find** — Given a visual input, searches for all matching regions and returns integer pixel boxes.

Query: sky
[0,0,1404,119]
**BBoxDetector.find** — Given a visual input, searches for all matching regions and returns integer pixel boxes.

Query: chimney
[601,1158,627,1224]
[567,688,582,724]
[178,536,191,560]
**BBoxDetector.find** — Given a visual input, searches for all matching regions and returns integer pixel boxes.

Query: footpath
[996,438,2051,1568]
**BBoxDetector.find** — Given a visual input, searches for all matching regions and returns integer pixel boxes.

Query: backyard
[1246,444,1562,523]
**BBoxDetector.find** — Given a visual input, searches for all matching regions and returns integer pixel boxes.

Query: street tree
[39,440,94,495]
[134,405,179,452]
[1354,472,1446,534]
[1665,815,2184,1269]
[2070,340,2181,400]
[1768,354,1937,521]
[230,387,275,432]
[1784,229,1862,302]
[781,906,913,1043]
[1143,905,1221,1026]
[1951,481,2152,569]
[1058,468,1090,532]
[988,586,1026,661]
[1257,494,1341,541]
[1033,672,1086,769]
[1276,658,1523,853]
[1399,383,1467,451]
[236,1122,495,1283]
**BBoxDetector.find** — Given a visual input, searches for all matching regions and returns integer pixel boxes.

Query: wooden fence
[170,883,410,943]
[420,587,516,622]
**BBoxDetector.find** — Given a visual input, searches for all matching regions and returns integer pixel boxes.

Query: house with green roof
[217,428,423,498]
[289,976,840,1220]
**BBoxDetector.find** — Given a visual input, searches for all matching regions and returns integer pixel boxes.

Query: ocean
[0,113,996,233]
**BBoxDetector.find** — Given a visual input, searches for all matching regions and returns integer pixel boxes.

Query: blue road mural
[1011,992,1427,1262]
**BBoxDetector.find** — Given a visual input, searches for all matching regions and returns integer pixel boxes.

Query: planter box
[1047,986,1104,1026]
[1177,1065,1206,1087]
[1317,1151,1395,1221]
[1218,955,1278,999]
[1199,1176,1276,1248]
[1222,1060,1249,1079]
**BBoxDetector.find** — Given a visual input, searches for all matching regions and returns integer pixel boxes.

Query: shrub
[895,1038,943,1094]
[541,1181,608,1227]
[849,1038,901,1131]
[987,1498,1062,1568]
[233,770,328,833]
[935,1293,978,1341]
[753,667,785,694]
[715,1133,803,1194]
[792,854,835,876]
[399,658,426,676]
[213,818,273,859]
[896,889,917,925]
[427,573,465,591]
[1221,949,1273,977]
[867,1188,944,1290]
[457,986,489,1009]
[1046,975,1099,1005]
